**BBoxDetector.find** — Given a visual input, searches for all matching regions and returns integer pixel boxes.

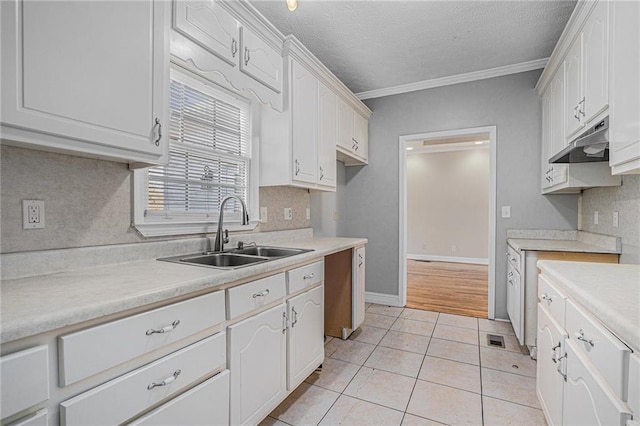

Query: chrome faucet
[213,195,250,252]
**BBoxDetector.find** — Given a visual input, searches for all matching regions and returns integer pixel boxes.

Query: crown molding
[356,58,549,100]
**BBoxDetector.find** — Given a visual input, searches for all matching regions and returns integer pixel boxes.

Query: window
[134,69,257,237]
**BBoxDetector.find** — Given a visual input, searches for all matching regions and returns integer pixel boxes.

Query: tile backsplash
[580,174,640,263]
[0,145,310,253]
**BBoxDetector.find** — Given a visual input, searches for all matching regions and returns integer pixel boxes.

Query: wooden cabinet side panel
[324,250,353,338]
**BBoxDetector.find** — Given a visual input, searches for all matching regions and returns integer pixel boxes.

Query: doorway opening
[398,126,497,319]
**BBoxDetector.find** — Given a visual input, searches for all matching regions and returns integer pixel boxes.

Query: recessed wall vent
[487,334,505,348]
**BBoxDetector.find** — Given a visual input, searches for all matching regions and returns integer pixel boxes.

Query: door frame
[398,125,497,319]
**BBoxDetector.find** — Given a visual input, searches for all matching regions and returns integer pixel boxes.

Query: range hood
[550,117,609,164]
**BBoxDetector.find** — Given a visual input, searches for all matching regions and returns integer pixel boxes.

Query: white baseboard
[365,291,402,307]
[407,254,489,265]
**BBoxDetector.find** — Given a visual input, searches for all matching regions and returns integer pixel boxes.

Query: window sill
[134,220,259,238]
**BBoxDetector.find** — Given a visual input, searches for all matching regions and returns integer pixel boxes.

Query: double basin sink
[158,246,313,270]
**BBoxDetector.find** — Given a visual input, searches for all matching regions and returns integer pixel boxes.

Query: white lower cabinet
[287,285,324,390]
[0,345,49,422]
[130,370,230,426]
[229,303,287,426]
[506,260,523,345]
[564,340,632,425]
[353,247,366,331]
[60,333,226,425]
[536,304,568,426]
[7,410,48,426]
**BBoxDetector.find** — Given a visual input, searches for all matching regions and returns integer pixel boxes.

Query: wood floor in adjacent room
[407,260,488,318]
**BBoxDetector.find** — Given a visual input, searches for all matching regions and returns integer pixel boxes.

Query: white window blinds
[146,74,250,219]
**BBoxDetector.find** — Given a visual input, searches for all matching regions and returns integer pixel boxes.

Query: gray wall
[0,145,310,253]
[407,149,489,259]
[581,174,640,264]
[340,70,579,319]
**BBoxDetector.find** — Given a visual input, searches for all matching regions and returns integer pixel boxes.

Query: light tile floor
[261,304,547,426]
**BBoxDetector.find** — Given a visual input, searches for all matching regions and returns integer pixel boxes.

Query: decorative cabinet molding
[0,0,169,167]
[171,0,283,111]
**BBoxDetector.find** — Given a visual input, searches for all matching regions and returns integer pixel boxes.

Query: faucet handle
[223,229,229,244]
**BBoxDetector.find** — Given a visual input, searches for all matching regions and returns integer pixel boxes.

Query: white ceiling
[249,0,576,96]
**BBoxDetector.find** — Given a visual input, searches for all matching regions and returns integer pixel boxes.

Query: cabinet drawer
[538,274,567,325]
[227,273,286,320]
[61,332,225,426]
[564,339,632,425]
[507,245,521,271]
[129,370,229,426]
[59,291,225,386]
[287,260,324,294]
[0,345,49,420]
[7,409,48,426]
[566,299,631,399]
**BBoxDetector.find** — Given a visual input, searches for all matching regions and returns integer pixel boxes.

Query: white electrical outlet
[613,211,619,228]
[23,200,45,229]
[284,207,292,221]
[260,206,268,223]
[451,245,457,253]
[594,211,599,225]
[306,208,310,220]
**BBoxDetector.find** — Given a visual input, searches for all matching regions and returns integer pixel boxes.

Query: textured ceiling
[249,0,576,94]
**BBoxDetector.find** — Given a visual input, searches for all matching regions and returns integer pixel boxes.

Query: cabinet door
[318,83,337,189]
[563,340,632,426]
[537,304,568,426]
[336,97,354,152]
[609,0,640,170]
[353,112,369,160]
[541,88,553,190]
[352,247,366,330]
[287,285,324,391]
[507,263,523,345]
[582,0,609,123]
[0,0,168,164]
[240,26,283,94]
[564,37,584,140]
[291,60,318,185]
[172,0,239,67]
[229,304,287,426]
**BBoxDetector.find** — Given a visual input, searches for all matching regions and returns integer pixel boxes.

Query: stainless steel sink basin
[158,246,313,270]
[233,246,308,258]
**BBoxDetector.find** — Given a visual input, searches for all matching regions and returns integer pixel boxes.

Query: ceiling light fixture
[474,141,483,145]
[406,147,414,151]
[286,0,297,11]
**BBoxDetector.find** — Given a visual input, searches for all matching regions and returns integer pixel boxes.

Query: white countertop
[508,238,620,254]
[0,237,366,344]
[537,260,640,351]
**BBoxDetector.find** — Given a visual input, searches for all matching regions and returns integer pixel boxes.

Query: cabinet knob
[574,329,595,347]
[231,38,238,57]
[541,293,552,304]
[147,369,181,390]
[146,319,180,335]
[154,117,162,147]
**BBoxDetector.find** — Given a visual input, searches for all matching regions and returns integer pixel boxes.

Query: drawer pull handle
[541,293,552,304]
[303,273,315,280]
[575,329,595,347]
[253,289,270,298]
[147,369,181,390]
[146,320,180,336]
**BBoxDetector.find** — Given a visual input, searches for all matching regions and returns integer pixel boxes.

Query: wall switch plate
[613,211,619,228]
[501,206,511,218]
[305,208,310,220]
[594,211,599,225]
[333,210,338,221]
[284,207,292,221]
[260,206,268,223]
[23,200,45,229]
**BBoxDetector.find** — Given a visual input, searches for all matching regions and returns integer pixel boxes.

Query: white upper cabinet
[318,82,338,189]
[609,0,640,174]
[564,36,584,140]
[582,0,609,123]
[0,0,169,166]
[291,60,319,185]
[240,26,283,93]
[336,97,369,166]
[171,0,283,111]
